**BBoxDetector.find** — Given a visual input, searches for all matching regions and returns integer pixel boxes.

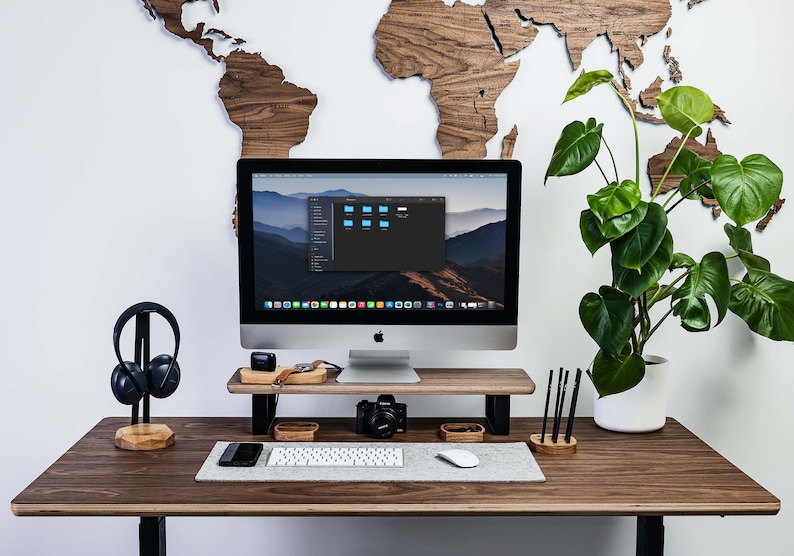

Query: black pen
[540,369,553,442]
[564,368,583,443]
[551,367,562,439]
[552,369,569,442]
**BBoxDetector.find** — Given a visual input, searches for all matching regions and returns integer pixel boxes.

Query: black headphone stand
[114,311,175,451]
[131,310,152,426]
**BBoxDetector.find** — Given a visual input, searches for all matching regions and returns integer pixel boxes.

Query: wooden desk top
[11,417,779,518]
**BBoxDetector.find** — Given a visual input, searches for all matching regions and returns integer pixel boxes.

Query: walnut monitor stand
[227,367,535,435]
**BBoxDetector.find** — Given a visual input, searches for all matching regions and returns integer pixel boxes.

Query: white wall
[2,1,792,554]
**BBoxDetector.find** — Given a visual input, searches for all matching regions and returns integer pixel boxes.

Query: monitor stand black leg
[252,394,278,435]
[139,516,166,556]
[485,394,510,435]
[637,516,664,556]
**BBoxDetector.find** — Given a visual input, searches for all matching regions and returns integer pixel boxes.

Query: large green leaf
[587,180,641,223]
[712,154,783,228]
[671,252,730,332]
[580,209,609,255]
[563,70,614,103]
[724,223,753,254]
[590,351,646,397]
[613,230,674,298]
[579,286,633,358]
[657,86,714,137]
[544,119,603,183]
[611,202,668,271]
[730,269,794,341]
[598,201,648,239]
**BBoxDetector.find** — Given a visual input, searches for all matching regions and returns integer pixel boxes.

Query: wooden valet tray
[274,422,320,441]
[239,366,327,385]
[439,422,485,442]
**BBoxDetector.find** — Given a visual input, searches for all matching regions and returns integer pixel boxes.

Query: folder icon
[362,219,372,227]
[379,221,389,228]
[379,205,389,213]
[362,205,373,213]
[343,219,354,227]
[344,205,354,212]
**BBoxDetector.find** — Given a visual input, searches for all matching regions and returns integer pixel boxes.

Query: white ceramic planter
[593,355,669,433]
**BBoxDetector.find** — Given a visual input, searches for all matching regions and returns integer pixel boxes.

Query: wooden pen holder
[529,433,577,454]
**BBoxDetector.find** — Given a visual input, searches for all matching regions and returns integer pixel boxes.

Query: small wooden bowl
[440,422,485,442]
[274,421,319,441]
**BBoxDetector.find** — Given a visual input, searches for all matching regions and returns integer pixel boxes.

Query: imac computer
[236,158,522,383]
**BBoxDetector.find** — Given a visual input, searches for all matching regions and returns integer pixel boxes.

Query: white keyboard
[266,446,404,467]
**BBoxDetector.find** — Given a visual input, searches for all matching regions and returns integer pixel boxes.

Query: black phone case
[218,443,263,467]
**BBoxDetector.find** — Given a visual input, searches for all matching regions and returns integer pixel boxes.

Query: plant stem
[651,127,697,202]
[648,270,690,308]
[601,137,619,183]
[639,269,691,350]
[609,83,640,186]
[594,159,611,185]
[663,179,711,212]
[641,306,676,350]
[630,323,639,353]
[639,292,652,351]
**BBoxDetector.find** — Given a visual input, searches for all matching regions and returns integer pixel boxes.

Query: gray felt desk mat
[195,441,545,483]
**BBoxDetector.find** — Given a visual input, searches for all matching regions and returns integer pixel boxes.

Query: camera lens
[369,409,398,439]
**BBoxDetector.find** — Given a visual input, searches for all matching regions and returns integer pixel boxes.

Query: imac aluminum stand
[336,350,421,383]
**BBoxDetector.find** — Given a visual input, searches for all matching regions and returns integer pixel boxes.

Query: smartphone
[218,442,263,467]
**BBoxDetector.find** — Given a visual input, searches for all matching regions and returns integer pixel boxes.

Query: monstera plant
[545,69,794,398]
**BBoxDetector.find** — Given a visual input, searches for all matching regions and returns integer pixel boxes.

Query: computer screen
[236,158,522,382]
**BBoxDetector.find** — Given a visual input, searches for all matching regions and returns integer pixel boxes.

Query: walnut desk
[11,417,779,556]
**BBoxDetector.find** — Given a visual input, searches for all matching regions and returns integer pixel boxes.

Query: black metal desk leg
[139,516,166,556]
[637,516,664,556]
[484,394,510,435]
[252,393,278,434]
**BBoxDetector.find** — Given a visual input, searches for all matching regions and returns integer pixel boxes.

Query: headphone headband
[113,302,180,369]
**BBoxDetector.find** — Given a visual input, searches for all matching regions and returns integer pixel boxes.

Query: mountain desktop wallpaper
[252,190,506,308]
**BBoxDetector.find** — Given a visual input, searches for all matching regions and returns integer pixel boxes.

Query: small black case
[251,352,276,372]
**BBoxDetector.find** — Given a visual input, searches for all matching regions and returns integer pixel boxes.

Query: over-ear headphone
[111,302,181,405]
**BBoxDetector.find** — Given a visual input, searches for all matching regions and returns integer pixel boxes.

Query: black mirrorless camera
[356,394,407,438]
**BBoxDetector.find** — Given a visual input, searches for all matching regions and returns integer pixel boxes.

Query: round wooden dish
[274,421,320,441]
[439,422,485,442]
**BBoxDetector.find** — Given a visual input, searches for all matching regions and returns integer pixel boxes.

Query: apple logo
[373,330,384,343]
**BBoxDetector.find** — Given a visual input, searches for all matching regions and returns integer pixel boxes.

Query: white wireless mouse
[437,449,480,468]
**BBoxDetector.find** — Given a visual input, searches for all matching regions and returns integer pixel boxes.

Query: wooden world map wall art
[142,0,316,158]
[139,0,782,229]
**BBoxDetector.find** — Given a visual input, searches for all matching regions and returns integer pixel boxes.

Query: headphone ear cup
[145,354,181,399]
[111,362,147,405]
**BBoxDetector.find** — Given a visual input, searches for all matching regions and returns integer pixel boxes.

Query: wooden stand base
[529,433,577,454]
[115,424,175,451]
